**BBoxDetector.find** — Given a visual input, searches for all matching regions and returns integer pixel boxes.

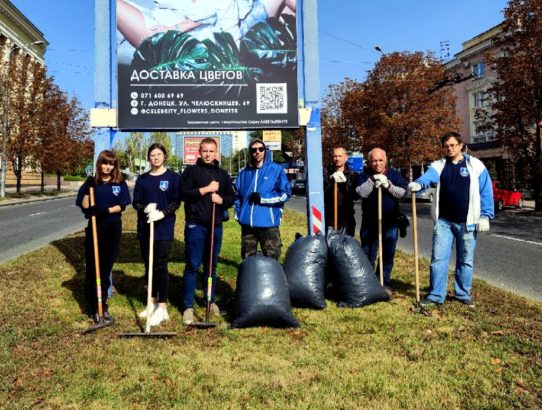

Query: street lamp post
[0,44,20,198]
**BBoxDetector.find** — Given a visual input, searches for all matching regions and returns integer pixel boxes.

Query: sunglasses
[251,147,265,153]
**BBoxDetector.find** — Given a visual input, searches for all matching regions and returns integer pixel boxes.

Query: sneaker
[103,311,115,325]
[90,313,100,325]
[419,297,441,308]
[183,308,194,325]
[456,298,475,308]
[210,303,220,315]
[139,303,158,318]
[149,307,169,326]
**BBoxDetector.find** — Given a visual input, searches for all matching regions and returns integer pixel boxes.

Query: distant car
[291,179,306,195]
[492,181,524,211]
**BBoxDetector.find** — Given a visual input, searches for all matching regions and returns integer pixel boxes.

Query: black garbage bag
[326,228,389,307]
[283,233,327,309]
[232,255,299,328]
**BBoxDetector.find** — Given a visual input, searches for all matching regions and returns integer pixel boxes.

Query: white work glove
[373,174,390,189]
[144,203,157,214]
[147,210,165,223]
[330,171,347,183]
[408,182,422,192]
[477,217,490,232]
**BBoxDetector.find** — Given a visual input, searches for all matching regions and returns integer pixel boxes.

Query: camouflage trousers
[241,225,282,260]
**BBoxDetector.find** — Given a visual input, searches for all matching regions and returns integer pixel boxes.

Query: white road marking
[491,234,542,246]
[29,212,45,217]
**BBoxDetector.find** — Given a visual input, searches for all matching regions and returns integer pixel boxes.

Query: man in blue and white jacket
[409,132,494,308]
[235,139,291,259]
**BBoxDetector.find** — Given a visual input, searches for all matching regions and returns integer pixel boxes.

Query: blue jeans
[360,223,399,287]
[183,223,223,309]
[426,218,477,303]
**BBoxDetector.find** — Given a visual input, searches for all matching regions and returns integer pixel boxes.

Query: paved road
[0,196,86,263]
[286,195,542,302]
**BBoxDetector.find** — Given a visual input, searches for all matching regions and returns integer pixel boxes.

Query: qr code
[256,83,287,114]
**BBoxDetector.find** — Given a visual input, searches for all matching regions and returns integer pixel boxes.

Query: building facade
[445,24,514,184]
[1,0,48,187]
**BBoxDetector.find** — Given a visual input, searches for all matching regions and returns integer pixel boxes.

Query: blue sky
[11,0,507,111]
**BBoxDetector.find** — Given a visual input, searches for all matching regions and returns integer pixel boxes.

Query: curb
[0,192,77,207]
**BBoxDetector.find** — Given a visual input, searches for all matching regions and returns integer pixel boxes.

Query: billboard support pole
[94,0,116,168]
[300,0,325,235]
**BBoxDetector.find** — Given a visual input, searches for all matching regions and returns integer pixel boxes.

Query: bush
[63,175,85,182]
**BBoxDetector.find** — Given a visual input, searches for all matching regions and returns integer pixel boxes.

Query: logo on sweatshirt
[112,186,121,196]
[159,181,169,191]
[460,167,469,177]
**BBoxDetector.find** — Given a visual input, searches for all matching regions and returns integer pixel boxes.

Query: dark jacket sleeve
[162,173,181,217]
[179,166,202,203]
[75,183,91,218]
[347,171,360,200]
[323,169,331,194]
[119,181,132,211]
[221,171,235,210]
[132,175,146,212]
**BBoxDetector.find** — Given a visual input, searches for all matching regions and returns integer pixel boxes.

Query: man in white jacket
[409,132,494,308]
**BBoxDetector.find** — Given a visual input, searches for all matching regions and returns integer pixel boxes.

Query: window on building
[472,62,486,79]
[473,91,486,108]
[472,120,495,143]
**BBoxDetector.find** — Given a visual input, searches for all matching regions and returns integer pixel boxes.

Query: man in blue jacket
[409,132,494,308]
[235,139,291,259]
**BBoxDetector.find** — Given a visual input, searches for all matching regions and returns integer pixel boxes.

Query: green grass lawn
[1,208,541,409]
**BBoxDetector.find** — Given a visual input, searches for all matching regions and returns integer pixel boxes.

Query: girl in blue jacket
[76,150,131,324]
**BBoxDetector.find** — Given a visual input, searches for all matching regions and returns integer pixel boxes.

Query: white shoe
[149,307,169,326]
[138,304,158,318]
[183,308,194,325]
[210,303,220,315]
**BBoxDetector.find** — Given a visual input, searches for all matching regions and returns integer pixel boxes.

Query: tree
[248,130,300,163]
[113,140,129,170]
[7,56,44,192]
[125,132,148,174]
[168,155,183,172]
[479,0,542,210]
[149,131,172,157]
[323,53,459,175]
[321,78,361,165]
[232,148,249,173]
[37,81,92,191]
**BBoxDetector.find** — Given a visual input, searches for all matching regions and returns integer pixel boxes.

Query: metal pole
[301,0,325,235]
[94,0,114,167]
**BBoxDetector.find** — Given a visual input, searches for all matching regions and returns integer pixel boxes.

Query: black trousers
[139,237,172,303]
[85,220,121,315]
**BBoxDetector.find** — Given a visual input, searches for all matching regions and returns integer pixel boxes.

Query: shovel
[377,186,384,286]
[333,181,338,230]
[411,192,431,316]
[83,186,114,334]
[190,202,218,329]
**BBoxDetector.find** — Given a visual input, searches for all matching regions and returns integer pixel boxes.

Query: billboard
[183,136,221,165]
[116,0,299,130]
